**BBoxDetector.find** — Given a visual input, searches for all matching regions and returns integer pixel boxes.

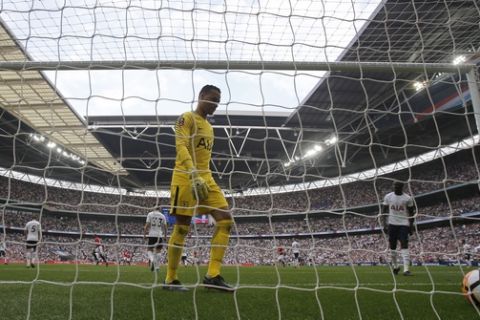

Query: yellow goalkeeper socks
[165,224,189,283]
[206,219,233,278]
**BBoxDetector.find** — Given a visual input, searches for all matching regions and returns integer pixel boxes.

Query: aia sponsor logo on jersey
[196,137,212,151]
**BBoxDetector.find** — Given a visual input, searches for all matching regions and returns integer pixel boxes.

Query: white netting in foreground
[0,0,479,319]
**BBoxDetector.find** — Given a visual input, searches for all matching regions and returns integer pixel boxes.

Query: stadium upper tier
[0,0,479,191]
[0,148,478,216]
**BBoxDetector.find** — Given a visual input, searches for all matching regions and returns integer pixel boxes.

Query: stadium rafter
[0,0,478,193]
[0,20,126,175]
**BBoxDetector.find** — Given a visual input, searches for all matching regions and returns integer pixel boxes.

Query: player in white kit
[0,240,7,264]
[292,240,300,267]
[382,181,415,276]
[144,210,168,271]
[181,250,188,266]
[25,219,42,268]
[462,239,473,266]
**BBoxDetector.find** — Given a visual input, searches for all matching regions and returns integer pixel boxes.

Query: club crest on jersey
[177,116,185,127]
[196,137,212,151]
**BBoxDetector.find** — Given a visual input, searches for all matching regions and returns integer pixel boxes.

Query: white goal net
[0,0,479,319]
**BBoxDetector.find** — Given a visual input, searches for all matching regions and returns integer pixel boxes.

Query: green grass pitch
[0,264,478,320]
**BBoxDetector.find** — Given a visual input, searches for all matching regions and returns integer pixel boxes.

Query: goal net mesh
[0,0,479,319]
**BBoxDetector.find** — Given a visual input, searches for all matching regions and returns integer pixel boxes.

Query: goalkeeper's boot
[393,267,400,275]
[163,280,189,292]
[203,275,235,292]
[403,270,412,276]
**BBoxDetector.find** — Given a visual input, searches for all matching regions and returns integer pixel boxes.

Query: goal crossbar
[0,60,474,73]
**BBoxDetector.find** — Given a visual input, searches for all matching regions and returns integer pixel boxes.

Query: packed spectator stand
[1,148,479,266]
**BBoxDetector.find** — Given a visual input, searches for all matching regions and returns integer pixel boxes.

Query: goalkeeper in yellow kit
[164,85,234,292]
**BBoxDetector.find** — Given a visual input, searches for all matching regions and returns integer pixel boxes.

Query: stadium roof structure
[0,21,128,185]
[0,0,479,192]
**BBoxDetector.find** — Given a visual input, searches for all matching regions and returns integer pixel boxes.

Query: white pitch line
[0,280,461,287]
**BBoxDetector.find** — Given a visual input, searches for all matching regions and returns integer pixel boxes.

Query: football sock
[26,251,31,266]
[401,249,410,272]
[206,219,233,278]
[391,250,398,268]
[165,224,189,283]
[154,253,162,269]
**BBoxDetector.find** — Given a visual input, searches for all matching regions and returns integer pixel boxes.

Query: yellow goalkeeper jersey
[171,111,214,185]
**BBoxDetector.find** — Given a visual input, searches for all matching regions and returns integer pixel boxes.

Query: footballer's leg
[32,247,38,267]
[164,185,192,291]
[146,239,155,271]
[92,250,99,265]
[26,242,35,267]
[154,242,163,271]
[389,225,400,275]
[164,220,190,290]
[203,205,235,292]
[101,253,108,267]
[399,227,411,276]
[147,249,154,271]
[25,250,31,267]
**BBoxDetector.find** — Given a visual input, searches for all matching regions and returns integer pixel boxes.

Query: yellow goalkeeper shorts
[170,177,228,217]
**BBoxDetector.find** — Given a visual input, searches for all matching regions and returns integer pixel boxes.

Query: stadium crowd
[1,222,479,267]
[2,195,479,237]
[0,150,478,265]
[0,151,478,216]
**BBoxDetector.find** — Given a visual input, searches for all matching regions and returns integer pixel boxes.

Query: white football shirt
[25,219,41,241]
[383,192,414,226]
[146,211,167,237]
[292,241,300,253]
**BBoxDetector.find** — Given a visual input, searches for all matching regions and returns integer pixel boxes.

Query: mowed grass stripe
[0,264,477,320]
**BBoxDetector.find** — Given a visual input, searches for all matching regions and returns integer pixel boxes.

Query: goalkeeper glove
[190,171,210,201]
